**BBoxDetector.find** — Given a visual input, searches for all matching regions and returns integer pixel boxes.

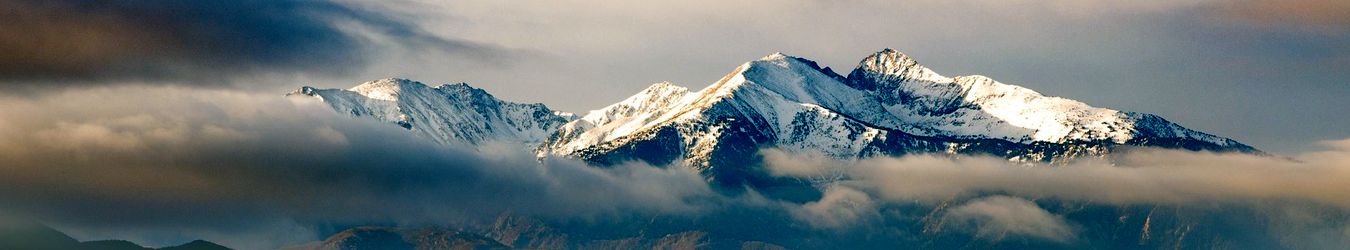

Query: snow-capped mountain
[538,50,1252,185]
[292,49,1255,186]
[544,53,903,179]
[845,49,1245,146]
[289,78,574,146]
[543,81,697,156]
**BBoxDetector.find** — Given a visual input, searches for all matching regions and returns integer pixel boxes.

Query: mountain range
[0,219,231,250]
[290,48,1256,189]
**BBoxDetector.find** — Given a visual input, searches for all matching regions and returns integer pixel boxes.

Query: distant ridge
[0,219,231,250]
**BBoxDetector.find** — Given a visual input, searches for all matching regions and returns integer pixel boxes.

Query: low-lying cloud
[766,145,1350,210]
[789,186,878,229]
[0,87,713,249]
[943,196,1075,243]
[762,141,1350,247]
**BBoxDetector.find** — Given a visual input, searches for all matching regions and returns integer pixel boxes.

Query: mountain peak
[871,48,917,64]
[846,49,947,90]
[439,82,473,89]
[434,82,496,100]
[348,78,426,101]
[541,81,695,155]
[760,52,791,60]
[640,81,688,94]
[694,52,845,107]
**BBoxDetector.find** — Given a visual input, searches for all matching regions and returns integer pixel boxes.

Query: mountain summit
[292,49,1256,186]
[847,49,1248,146]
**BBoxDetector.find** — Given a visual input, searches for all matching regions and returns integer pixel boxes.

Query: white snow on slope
[543,53,894,159]
[850,49,1236,146]
[544,49,1242,158]
[290,78,573,147]
[293,49,1248,161]
[545,81,697,154]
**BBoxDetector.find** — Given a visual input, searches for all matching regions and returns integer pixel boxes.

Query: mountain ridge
[291,78,574,146]
[0,220,231,250]
[291,48,1257,186]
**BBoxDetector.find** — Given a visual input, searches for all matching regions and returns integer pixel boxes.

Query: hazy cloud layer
[761,145,1350,246]
[0,87,713,249]
[0,0,510,88]
[766,144,1350,210]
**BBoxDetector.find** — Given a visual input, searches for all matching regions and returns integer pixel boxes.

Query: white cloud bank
[0,86,717,249]
[766,144,1350,209]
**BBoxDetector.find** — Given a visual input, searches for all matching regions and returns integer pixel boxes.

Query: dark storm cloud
[0,0,509,88]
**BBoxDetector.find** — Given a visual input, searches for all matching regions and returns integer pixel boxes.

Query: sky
[1,0,1349,248]
[2,0,1347,153]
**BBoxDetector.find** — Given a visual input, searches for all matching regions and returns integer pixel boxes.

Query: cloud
[0,86,713,248]
[760,149,846,180]
[789,186,878,229]
[943,196,1075,243]
[764,147,1350,210]
[0,0,512,88]
[761,144,1350,246]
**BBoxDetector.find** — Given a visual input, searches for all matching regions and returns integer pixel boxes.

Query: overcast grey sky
[3,0,1347,153]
